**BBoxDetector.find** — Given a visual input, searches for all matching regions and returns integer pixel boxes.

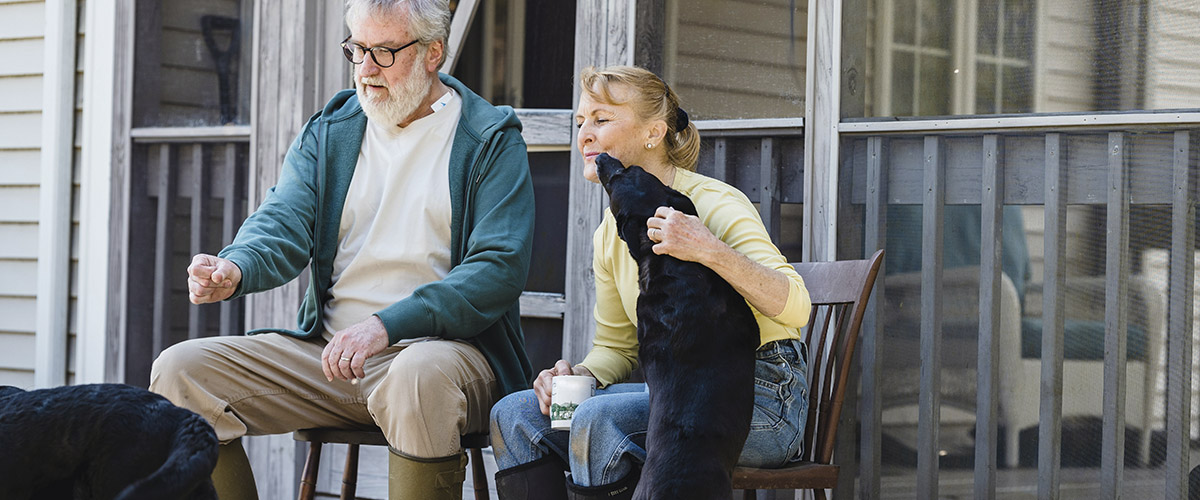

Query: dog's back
[0,383,218,500]
[596,154,759,500]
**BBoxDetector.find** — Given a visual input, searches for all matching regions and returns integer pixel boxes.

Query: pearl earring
[645,143,655,149]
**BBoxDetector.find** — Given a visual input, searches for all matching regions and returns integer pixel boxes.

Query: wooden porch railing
[840,125,1198,500]
[126,129,251,384]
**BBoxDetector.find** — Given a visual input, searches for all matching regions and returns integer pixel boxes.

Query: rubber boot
[564,470,638,500]
[388,447,468,500]
[210,438,258,500]
[495,456,569,500]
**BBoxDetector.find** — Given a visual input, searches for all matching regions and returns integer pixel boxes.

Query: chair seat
[731,461,840,490]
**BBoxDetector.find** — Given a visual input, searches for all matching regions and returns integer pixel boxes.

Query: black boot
[495,456,569,500]
[564,469,639,500]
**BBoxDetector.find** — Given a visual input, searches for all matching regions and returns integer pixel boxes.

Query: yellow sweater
[577,168,812,387]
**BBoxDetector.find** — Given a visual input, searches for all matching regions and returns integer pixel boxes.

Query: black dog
[596,153,759,500]
[0,383,219,500]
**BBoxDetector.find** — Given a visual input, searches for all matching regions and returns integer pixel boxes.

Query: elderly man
[149,0,535,498]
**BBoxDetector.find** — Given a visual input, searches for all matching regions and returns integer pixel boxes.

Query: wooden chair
[731,249,884,500]
[293,428,491,500]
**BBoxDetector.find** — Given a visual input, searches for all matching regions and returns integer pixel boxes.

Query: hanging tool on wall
[201,15,241,124]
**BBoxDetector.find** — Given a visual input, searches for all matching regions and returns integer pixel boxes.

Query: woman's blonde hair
[580,65,700,171]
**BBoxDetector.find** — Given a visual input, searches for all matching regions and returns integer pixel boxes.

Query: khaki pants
[149,333,497,458]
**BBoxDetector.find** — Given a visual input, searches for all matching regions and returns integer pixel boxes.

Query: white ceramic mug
[550,375,596,430]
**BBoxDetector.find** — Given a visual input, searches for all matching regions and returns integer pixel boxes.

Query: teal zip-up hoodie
[217,74,535,396]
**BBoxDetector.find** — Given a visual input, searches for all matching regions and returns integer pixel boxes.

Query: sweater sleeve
[217,118,321,298]
[699,187,811,329]
[576,217,640,388]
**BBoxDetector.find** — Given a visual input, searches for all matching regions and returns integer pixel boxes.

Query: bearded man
[148,1,535,498]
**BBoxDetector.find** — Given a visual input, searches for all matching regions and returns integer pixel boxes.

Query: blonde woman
[489,65,812,500]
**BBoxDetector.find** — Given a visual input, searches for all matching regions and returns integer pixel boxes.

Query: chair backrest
[792,249,884,465]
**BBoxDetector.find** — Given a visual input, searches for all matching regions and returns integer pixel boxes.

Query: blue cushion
[1020,317,1148,361]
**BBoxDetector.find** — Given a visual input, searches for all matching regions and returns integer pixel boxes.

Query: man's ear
[425,39,445,72]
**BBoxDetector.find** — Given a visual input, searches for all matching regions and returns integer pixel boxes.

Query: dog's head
[595,153,697,262]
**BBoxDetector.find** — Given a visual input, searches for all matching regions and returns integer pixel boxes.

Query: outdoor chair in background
[732,249,885,500]
[292,429,490,500]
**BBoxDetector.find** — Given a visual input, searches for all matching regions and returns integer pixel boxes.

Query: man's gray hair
[345,0,452,69]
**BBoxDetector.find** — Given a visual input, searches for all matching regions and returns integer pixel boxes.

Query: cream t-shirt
[322,90,461,342]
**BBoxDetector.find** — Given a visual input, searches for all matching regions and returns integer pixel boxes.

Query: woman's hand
[646,205,790,317]
[533,360,595,416]
[645,206,721,264]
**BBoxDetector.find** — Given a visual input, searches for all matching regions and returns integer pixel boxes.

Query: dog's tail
[114,409,219,500]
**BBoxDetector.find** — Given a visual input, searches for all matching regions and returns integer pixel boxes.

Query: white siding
[1034,0,1094,112]
[1144,0,1200,109]
[668,0,807,119]
[68,1,83,383]
[0,0,45,388]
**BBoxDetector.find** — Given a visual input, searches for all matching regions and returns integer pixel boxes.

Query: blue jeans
[489,339,809,487]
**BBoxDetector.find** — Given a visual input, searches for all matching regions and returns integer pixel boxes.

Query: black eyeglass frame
[340,36,420,68]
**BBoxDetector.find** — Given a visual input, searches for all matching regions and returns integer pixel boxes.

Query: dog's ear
[0,386,25,399]
[616,217,647,262]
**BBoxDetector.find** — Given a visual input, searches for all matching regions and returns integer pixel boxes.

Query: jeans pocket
[749,354,794,431]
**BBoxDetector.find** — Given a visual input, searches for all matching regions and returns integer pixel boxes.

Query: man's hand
[187,254,243,305]
[532,360,594,416]
[322,316,390,382]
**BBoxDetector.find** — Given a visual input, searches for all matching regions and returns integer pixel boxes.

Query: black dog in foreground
[596,153,759,500]
[0,383,218,500]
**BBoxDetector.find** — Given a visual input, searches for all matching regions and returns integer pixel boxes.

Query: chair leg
[741,488,756,500]
[469,447,489,500]
[341,443,360,500]
[815,488,828,500]
[299,442,322,500]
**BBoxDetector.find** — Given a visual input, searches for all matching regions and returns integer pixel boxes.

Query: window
[664,0,807,120]
[857,0,1200,118]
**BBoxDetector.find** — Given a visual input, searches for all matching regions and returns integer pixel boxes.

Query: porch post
[78,0,134,384]
[802,0,842,262]
[563,0,634,364]
[242,2,349,497]
[36,0,79,388]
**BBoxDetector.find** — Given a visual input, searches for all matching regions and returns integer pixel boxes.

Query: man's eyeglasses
[340,36,419,68]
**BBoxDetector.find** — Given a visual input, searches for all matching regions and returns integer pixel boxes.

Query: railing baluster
[975,134,1003,500]
[1040,133,1067,500]
[188,144,208,340]
[861,136,887,500]
[220,143,239,337]
[1101,132,1130,497]
[917,135,944,499]
[1166,130,1194,500]
[713,137,728,183]
[152,144,175,357]
[759,137,781,241]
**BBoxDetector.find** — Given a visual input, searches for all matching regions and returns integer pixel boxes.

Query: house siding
[1145,1,1200,108]
[669,0,807,119]
[0,0,45,389]
[1035,0,1095,112]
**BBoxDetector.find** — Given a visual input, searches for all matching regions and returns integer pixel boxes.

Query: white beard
[356,54,433,128]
